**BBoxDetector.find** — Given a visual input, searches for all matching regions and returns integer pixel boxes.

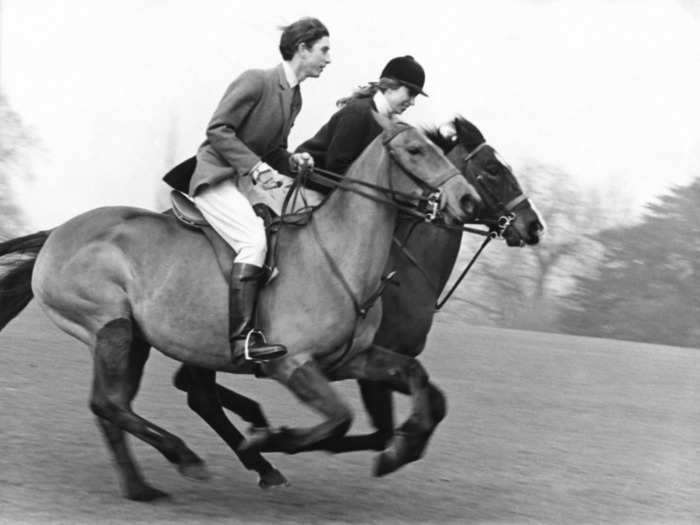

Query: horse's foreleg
[331,345,447,477]
[173,363,270,429]
[177,365,288,489]
[298,380,394,454]
[241,356,353,454]
[89,318,208,500]
[358,379,395,443]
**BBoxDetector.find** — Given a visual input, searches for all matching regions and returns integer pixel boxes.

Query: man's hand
[250,162,283,190]
[289,152,314,173]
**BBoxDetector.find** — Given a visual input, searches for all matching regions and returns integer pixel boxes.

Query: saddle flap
[170,191,209,228]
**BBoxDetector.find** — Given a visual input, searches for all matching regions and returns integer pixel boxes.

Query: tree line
[445,163,699,349]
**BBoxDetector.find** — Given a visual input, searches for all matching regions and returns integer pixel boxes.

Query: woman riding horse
[296,55,428,191]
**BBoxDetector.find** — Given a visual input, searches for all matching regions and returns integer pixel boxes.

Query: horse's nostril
[527,222,544,245]
[460,195,475,216]
[529,222,544,238]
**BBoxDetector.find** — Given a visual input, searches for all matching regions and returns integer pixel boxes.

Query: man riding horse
[168,17,330,361]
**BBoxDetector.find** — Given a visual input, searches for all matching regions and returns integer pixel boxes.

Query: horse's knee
[89,399,109,419]
[405,358,429,388]
[331,408,353,439]
[173,365,191,392]
[428,384,447,424]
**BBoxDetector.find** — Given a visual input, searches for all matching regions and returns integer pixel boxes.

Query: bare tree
[447,162,631,331]
[0,92,38,238]
[154,111,180,211]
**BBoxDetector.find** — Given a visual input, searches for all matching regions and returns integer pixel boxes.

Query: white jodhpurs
[193,179,266,267]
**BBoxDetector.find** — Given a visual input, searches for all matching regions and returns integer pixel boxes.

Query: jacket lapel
[277,64,292,128]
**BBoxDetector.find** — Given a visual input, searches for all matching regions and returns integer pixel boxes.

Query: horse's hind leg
[89,318,208,500]
[331,345,447,477]
[94,416,169,501]
[176,365,288,489]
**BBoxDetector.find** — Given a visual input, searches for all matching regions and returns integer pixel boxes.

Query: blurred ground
[1,303,700,524]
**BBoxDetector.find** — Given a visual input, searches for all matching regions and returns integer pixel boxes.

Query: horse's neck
[309,143,397,297]
[389,143,467,294]
[395,219,463,292]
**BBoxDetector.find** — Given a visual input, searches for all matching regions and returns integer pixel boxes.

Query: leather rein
[278,125,459,321]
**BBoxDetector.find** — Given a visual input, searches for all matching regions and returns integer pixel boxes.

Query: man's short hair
[279,17,329,60]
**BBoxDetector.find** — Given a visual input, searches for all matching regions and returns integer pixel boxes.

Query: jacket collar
[281,61,299,88]
[275,63,298,90]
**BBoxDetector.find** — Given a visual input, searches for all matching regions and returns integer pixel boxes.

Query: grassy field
[1,302,700,524]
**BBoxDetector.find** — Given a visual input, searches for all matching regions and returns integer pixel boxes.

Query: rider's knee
[236,233,267,267]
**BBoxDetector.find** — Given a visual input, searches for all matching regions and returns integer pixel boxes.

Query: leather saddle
[169,190,279,282]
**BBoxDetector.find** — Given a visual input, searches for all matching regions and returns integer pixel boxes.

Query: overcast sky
[3,0,700,228]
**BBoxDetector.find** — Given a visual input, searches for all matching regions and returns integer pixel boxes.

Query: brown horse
[172,116,544,476]
[0,114,481,500]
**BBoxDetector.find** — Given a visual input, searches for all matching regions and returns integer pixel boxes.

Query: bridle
[460,142,529,240]
[392,140,533,309]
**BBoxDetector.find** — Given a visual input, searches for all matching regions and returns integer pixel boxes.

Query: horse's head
[431,117,545,246]
[373,112,481,224]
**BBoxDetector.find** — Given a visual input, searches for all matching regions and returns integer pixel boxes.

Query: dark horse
[0,115,483,500]
[171,116,544,481]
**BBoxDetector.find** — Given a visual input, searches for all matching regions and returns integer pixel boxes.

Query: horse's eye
[407,146,422,155]
[486,164,501,175]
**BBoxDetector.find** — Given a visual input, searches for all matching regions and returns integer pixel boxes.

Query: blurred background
[1,0,699,348]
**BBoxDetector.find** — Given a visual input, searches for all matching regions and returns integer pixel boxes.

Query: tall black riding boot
[229,262,287,361]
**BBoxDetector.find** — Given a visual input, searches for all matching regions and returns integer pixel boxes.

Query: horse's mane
[423,115,486,154]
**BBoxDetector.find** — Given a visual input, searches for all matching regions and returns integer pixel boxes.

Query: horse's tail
[0,230,52,331]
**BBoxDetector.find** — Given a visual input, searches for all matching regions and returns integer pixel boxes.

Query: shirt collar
[281,61,299,88]
[372,90,396,119]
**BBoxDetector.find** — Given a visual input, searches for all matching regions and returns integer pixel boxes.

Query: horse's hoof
[178,460,211,481]
[258,468,289,489]
[125,483,170,502]
[373,449,401,477]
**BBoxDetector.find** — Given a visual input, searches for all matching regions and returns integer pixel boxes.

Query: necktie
[291,85,302,116]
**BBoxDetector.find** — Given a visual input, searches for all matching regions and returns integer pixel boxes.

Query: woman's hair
[279,17,329,60]
[335,77,403,108]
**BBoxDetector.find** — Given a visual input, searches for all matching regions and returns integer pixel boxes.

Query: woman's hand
[289,152,314,173]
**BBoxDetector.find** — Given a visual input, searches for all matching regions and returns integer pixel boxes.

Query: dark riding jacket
[296,96,383,194]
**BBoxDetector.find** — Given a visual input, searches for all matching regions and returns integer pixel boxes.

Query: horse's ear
[371,110,393,132]
[453,115,486,151]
